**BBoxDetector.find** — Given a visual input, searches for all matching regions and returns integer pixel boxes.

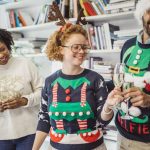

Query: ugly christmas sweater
[37,69,110,150]
[115,37,150,143]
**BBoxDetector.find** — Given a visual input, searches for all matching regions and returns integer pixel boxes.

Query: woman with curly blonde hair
[33,5,123,149]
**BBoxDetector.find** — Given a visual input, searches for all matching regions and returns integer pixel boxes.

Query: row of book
[7,4,49,28]
[85,23,119,50]
[53,0,138,19]
[5,0,139,29]
[113,28,140,50]
[53,0,109,19]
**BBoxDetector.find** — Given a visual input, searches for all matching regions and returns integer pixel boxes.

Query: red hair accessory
[59,23,72,32]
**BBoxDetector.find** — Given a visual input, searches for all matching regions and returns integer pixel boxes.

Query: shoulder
[45,70,60,86]
[120,36,137,62]
[85,69,105,81]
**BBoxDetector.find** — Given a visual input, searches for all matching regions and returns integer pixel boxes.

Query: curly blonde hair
[45,24,88,61]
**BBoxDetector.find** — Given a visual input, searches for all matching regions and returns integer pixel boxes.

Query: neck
[142,31,150,44]
[62,63,83,75]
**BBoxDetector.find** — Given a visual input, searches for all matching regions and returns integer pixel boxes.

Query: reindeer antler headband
[47,1,87,46]
[48,1,87,26]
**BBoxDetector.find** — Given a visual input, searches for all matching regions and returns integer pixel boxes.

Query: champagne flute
[121,82,134,120]
[112,63,125,110]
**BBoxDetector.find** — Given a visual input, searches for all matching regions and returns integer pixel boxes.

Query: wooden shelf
[7,11,134,33]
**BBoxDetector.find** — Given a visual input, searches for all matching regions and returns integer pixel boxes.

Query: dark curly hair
[45,24,88,61]
[0,28,14,51]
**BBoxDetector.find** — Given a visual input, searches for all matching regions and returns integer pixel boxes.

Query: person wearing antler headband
[32,2,123,150]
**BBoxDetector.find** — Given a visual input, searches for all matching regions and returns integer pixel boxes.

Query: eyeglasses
[61,44,91,53]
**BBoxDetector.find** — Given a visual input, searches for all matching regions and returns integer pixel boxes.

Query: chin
[0,62,7,65]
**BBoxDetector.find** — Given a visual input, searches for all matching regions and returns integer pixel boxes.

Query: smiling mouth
[0,56,8,63]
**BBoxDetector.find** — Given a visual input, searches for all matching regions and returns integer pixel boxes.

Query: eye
[0,47,5,52]
[72,45,79,50]
[82,45,88,50]
[83,45,90,50]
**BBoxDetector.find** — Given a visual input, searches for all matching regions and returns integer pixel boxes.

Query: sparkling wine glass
[121,82,134,120]
[112,63,125,110]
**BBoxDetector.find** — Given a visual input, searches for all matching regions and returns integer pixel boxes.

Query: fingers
[106,88,124,107]
[123,87,141,96]
[0,102,4,112]
[123,87,143,98]
[108,87,122,99]
[2,99,20,109]
[130,95,144,103]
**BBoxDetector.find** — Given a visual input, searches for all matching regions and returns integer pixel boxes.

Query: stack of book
[89,56,114,81]
[105,0,138,14]
[12,37,47,55]
[93,63,114,81]
[113,28,141,50]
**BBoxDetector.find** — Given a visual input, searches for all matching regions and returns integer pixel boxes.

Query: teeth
[55,134,58,137]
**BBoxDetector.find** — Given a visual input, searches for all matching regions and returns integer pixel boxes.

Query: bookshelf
[6,10,134,32]
[0,0,140,66]
[0,1,140,149]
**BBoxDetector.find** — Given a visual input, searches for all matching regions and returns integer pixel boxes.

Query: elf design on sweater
[37,69,110,150]
[115,37,150,143]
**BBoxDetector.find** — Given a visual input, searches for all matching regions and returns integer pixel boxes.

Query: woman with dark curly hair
[32,22,123,150]
[0,28,43,150]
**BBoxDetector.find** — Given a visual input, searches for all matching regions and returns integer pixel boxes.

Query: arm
[101,87,123,121]
[32,131,48,150]
[32,79,50,149]
[95,76,113,126]
[2,60,43,109]
[22,60,43,107]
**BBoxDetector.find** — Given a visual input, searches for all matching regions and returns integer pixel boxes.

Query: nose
[0,53,4,58]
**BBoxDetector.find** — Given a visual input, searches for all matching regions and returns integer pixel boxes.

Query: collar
[137,30,150,44]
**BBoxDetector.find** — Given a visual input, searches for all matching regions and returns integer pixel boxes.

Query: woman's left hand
[2,97,28,110]
[123,87,150,107]
[106,87,124,108]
